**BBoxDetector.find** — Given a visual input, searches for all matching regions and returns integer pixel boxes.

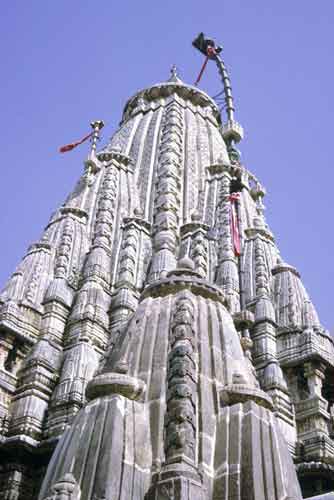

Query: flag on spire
[229,193,241,256]
[59,130,94,153]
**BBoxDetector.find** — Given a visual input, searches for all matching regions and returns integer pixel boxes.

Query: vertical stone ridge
[139,109,163,220]
[22,243,53,309]
[213,401,302,499]
[145,289,205,500]
[46,153,129,438]
[165,290,197,468]
[179,215,210,279]
[54,218,75,280]
[107,213,151,353]
[213,165,240,314]
[252,235,296,450]
[183,108,197,220]
[149,98,184,281]
[6,239,65,443]
[190,225,209,278]
[95,160,120,243]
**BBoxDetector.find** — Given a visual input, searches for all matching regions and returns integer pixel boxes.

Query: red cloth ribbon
[59,130,94,153]
[229,193,241,256]
[194,46,217,86]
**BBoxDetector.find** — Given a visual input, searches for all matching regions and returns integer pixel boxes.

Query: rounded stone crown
[122,73,221,124]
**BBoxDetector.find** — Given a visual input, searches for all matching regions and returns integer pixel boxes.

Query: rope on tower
[229,193,241,257]
[194,45,216,86]
[212,89,225,100]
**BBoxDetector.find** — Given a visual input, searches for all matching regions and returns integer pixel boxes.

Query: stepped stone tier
[0,44,333,500]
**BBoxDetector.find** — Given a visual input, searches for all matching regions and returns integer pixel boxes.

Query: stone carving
[54,218,74,279]
[165,291,197,465]
[214,166,240,313]
[92,162,119,249]
[149,99,183,281]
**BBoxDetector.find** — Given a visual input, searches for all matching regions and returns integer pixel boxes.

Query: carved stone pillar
[165,291,197,467]
[0,465,35,500]
[145,289,205,500]
[251,234,280,369]
[149,98,183,282]
[329,403,334,438]
[304,361,326,397]
[180,215,210,279]
[249,234,296,448]
[295,362,333,460]
[285,367,300,403]
[109,214,151,341]
[0,334,15,371]
[213,164,240,314]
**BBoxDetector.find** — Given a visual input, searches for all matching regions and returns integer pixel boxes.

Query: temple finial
[168,64,182,83]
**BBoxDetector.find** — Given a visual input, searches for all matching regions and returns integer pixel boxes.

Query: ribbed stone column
[180,213,210,279]
[47,152,130,437]
[149,99,183,282]
[213,164,240,313]
[8,214,78,443]
[108,213,151,352]
[251,232,296,449]
[145,286,205,500]
[165,290,197,467]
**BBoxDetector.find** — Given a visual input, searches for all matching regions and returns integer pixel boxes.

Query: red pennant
[229,193,241,256]
[59,130,94,153]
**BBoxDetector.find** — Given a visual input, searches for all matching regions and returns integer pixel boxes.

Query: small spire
[168,65,182,83]
[89,120,104,159]
[83,120,105,184]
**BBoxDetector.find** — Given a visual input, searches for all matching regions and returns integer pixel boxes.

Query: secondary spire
[89,120,105,159]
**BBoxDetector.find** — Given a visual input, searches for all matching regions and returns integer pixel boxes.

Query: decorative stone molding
[142,270,226,306]
[220,384,273,410]
[86,372,146,401]
[220,119,244,143]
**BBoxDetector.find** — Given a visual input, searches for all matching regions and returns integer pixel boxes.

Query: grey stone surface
[0,46,332,499]
[305,494,334,500]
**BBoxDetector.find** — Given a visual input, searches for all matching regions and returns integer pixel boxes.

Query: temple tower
[0,35,333,500]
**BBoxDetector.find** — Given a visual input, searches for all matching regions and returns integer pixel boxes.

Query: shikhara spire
[0,34,333,500]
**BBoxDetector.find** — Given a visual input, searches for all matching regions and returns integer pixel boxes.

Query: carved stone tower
[0,36,333,500]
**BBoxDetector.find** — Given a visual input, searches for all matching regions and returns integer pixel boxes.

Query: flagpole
[81,120,105,199]
[89,120,105,160]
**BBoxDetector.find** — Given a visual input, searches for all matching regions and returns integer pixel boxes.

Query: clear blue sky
[1,1,333,329]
